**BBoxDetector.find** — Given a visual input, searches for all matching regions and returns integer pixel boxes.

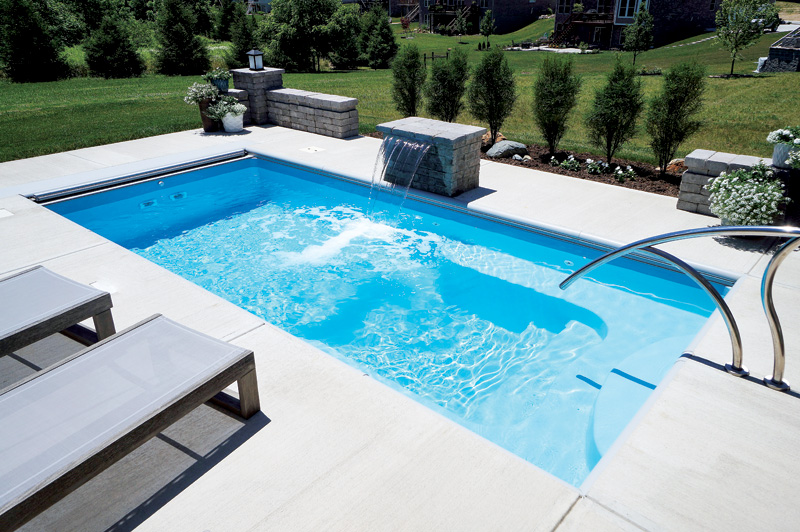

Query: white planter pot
[222,113,244,133]
[772,143,796,169]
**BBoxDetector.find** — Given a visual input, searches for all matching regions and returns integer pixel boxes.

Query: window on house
[618,0,635,18]
[709,0,716,10]
[557,0,570,14]
[597,0,611,13]
[480,0,488,7]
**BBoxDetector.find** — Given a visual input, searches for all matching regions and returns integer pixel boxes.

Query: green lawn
[1,22,798,165]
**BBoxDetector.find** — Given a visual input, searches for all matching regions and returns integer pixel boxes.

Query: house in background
[553,0,721,48]
[416,0,554,35]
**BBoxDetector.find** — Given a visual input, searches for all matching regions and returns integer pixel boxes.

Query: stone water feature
[376,118,486,197]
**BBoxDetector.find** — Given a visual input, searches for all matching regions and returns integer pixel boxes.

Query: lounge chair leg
[92,310,116,340]
[237,369,260,419]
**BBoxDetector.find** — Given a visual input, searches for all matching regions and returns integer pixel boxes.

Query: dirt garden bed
[366,131,682,198]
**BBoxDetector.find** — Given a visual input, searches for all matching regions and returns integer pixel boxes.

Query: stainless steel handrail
[559,225,800,391]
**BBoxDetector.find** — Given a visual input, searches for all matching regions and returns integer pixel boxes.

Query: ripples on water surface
[50,159,722,486]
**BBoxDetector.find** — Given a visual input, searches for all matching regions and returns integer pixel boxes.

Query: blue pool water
[49,158,726,486]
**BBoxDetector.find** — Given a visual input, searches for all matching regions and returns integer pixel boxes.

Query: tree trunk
[730,57,735,77]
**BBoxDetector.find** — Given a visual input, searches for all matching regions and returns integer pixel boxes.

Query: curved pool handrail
[761,236,800,391]
[642,246,746,377]
[559,225,800,390]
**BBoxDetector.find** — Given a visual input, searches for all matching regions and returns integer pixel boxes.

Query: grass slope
[1,21,798,165]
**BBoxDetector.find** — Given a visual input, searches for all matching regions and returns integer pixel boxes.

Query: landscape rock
[523,155,532,161]
[512,154,523,161]
[487,140,528,159]
[481,131,506,147]
[667,158,688,173]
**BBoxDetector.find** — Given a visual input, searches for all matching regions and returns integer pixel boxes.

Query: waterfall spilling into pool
[367,135,431,221]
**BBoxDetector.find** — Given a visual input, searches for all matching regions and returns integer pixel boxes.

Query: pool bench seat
[0,314,260,530]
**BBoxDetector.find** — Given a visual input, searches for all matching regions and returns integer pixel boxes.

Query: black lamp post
[246,49,264,71]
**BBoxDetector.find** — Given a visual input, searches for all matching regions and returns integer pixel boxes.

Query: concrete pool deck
[1,125,799,531]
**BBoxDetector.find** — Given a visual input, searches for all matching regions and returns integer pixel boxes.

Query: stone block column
[231,67,284,125]
[376,117,485,197]
[678,149,773,216]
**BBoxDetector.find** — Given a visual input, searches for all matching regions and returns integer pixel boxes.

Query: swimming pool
[48,157,728,486]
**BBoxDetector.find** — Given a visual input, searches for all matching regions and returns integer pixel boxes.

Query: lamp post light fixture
[246,49,264,71]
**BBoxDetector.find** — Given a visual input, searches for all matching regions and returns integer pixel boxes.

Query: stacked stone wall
[376,117,485,197]
[231,68,283,125]
[677,149,772,215]
[266,89,359,139]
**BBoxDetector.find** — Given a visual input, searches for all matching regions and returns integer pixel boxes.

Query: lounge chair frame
[0,314,260,531]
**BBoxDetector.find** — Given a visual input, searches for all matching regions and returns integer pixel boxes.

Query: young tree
[0,0,68,82]
[715,0,766,76]
[326,4,362,70]
[532,56,581,155]
[646,61,706,177]
[363,7,398,69]
[479,9,495,44]
[469,46,517,145]
[622,9,654,65]
[454,8,468,36]
[585,58,643,163]
[424,47,469,122]
[391,44,426,117]
[228,2,256,68]
[156,0,209,75]
[85,13,145,78]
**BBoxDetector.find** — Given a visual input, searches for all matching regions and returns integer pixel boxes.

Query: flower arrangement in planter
[706,162,787,225]
[788,150,800,170]
[766,127,800,169]
[205,96,248,133]
[184,82,221,132]
[202,68,232,93]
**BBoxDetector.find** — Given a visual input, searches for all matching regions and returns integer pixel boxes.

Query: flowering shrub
[205,96,247,120]
[706,162,786,225]
[585,158,609,174]
[184,82,220,105]
[202,67,232,82]
[613,165,637,182]
[788,150,800,170]
[766,127,800,145]
[549,155,560,166]
[560,155,581,171]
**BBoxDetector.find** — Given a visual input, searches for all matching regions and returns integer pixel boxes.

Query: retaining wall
[677,149,772,215]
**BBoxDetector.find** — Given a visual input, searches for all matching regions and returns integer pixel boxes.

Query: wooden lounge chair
[0,314,260,530]
[0,265,116,355]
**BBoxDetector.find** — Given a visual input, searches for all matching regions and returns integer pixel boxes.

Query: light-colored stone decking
[2,125,800,531]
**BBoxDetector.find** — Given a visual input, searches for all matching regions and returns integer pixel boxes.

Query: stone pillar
[376,117,485,197]
[678,149,773,216]
[230,67,284,125]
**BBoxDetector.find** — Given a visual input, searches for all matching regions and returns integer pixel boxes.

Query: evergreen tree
[622,9,653,65]
[258,0,339,72]
[215,0,237,41]
[156,0,209,75]
[391,44,426,117]
[228,2,256,67]
[468,46,516,145]
[424,47,469,122]
[0,0,69,82]
[363,6,397,69]
[715,0,766,76]
[85,13,145,78]
[533,55,581,155]
[327,4,362,70]
[646,61,706,177]
[585,58,643,163]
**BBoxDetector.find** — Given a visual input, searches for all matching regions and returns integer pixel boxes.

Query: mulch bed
[365,131,682,197]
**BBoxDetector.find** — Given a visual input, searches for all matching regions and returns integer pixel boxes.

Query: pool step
[590,337,691,456]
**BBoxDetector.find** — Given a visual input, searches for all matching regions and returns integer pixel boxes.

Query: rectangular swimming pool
[48,157,728,486]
